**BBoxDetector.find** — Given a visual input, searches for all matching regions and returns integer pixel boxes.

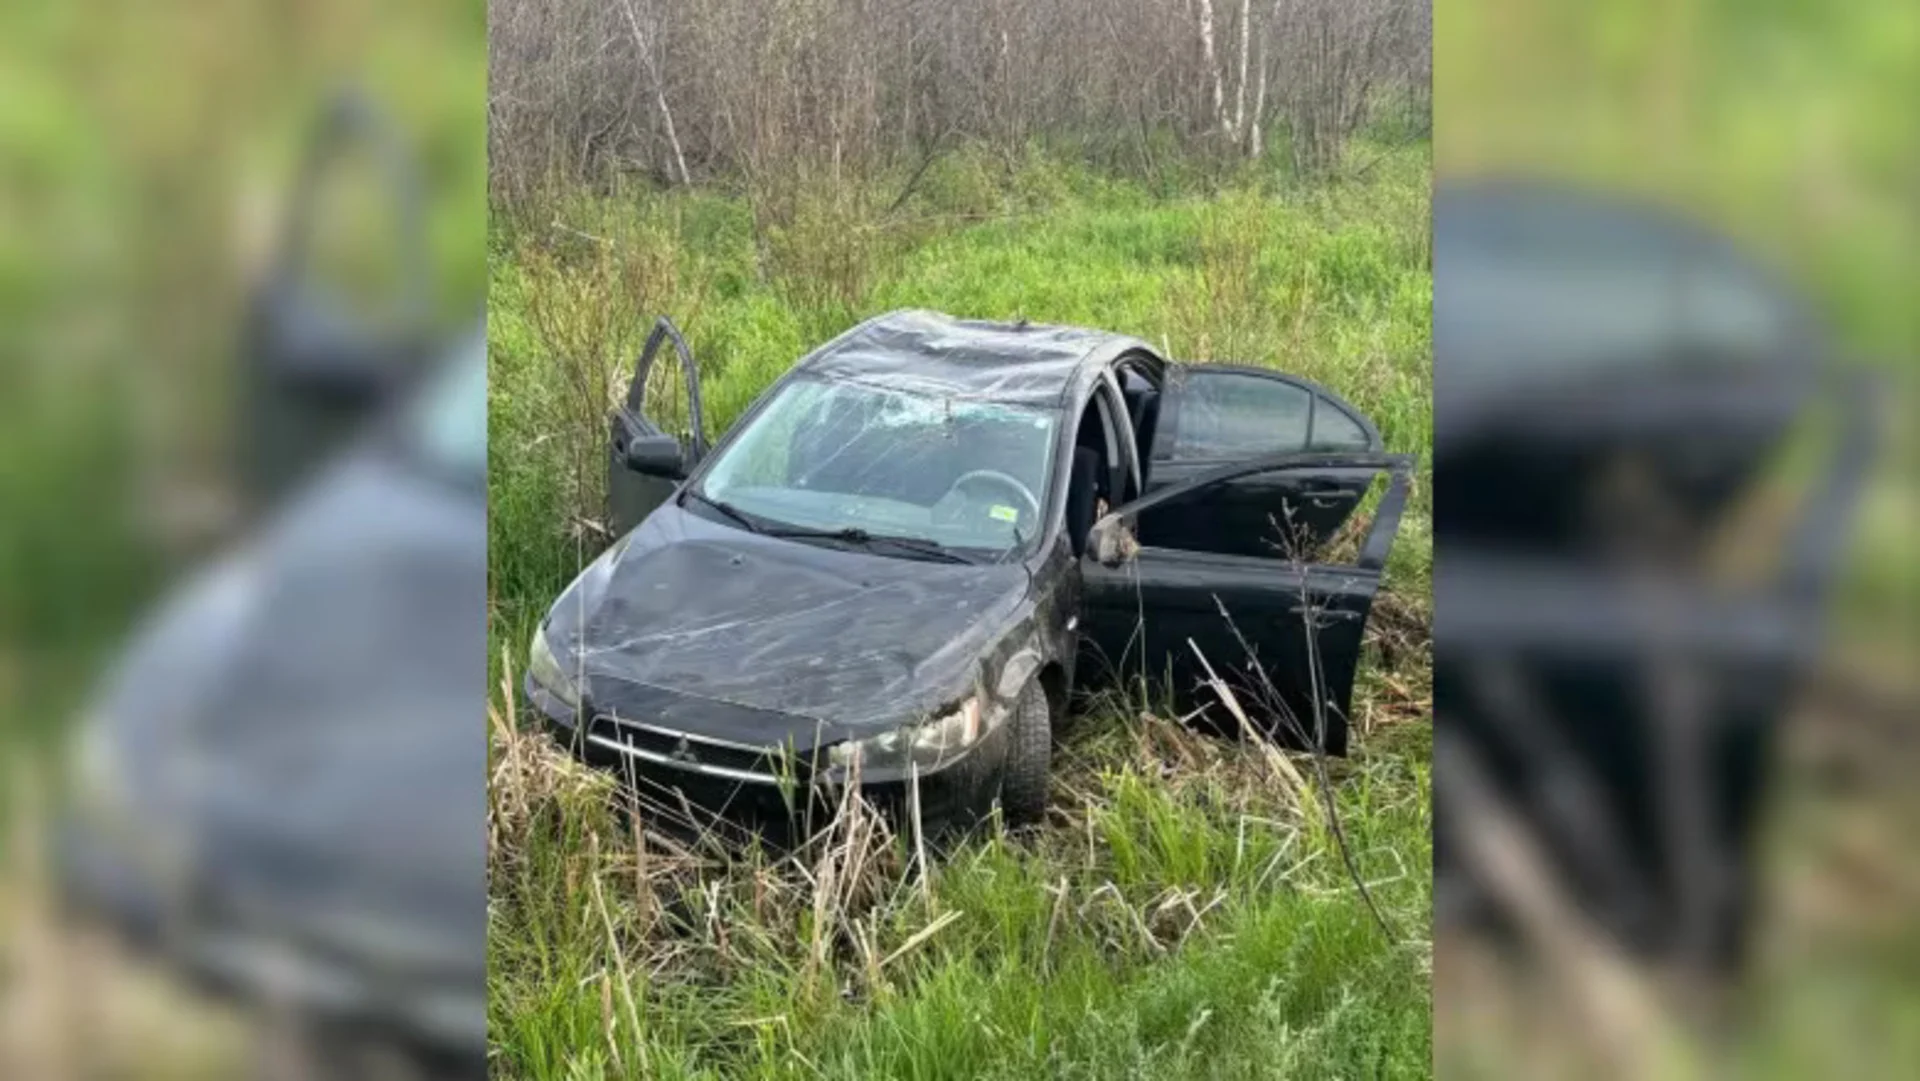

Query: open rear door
[608,317,708,537]
[1078,451,1416,756]
[1140,365,1384,560]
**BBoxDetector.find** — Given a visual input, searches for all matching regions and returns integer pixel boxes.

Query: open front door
[242,91,436,506]
[608,317,708,537]
[1078,451,1415,756]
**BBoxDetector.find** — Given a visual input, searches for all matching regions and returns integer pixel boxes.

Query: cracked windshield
[696,377,1057,556]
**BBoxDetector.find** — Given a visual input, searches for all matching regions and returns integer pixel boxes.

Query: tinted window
[1310,405,1371,450]
[1172,372,1311,458]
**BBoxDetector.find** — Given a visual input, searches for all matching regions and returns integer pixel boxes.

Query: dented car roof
[797,309,1153,408]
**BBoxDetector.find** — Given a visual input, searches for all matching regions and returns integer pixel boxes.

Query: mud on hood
[549,517,1031,738]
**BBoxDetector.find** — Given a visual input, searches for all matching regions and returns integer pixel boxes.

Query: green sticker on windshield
[989,504,1019,523]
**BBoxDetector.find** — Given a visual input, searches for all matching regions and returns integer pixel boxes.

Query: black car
[526,311,1415,831]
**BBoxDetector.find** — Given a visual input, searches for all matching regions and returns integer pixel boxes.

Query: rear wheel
[999,679,1051,827]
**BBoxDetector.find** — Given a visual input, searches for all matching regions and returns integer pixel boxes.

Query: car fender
[992,642,1047,705]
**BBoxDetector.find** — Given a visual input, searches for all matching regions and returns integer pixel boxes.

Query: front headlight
[63,709,194,897]
[527,623,581,709]
[828,697,983,774]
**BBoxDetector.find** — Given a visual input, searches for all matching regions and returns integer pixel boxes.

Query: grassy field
[487,141,1434,1079]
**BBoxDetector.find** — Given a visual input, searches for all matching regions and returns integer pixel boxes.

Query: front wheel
[998,679,1052,827]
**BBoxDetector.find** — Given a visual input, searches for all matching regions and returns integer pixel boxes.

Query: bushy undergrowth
[487,139,1433,1080]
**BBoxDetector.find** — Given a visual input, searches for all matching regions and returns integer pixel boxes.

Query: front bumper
[525,674,1010,838]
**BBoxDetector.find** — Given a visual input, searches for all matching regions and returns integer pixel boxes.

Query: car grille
[585,713,819,784]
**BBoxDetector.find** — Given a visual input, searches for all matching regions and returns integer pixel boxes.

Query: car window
[1310,405,1371,450]
[697,377,1057,554]
[1172,372,1312,458]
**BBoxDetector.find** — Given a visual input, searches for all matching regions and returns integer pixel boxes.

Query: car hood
[186,448,486,978]
[552,507,1032,738]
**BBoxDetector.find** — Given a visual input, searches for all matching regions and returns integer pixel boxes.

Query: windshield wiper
[761,525,977,565]
[681,489,761,533]
[864,533,980,565]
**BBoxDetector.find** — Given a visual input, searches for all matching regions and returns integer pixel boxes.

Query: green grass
[488,702,1432,1081]
[487,141,1433,1080]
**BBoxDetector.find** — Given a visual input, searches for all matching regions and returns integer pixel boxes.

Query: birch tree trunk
[1196,0,1229,136]
[1231,0,1251,138]
[1248,0,1280,158]
[617,0,691,186]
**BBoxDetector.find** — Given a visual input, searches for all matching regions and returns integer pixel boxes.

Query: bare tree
[614,0,689,186]
[1196,0,1228,137]
[486,0,1431,199]
[1266,0,1423,175]
[1248,0,1280,159]
[1232,0,1253,140]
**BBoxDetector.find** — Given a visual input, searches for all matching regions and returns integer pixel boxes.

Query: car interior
[1064,426,1107,557]
[1065,375,1147,557]
[783,364,1170,560]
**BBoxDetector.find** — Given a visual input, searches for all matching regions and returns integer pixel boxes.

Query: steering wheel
[935,469,1042,530]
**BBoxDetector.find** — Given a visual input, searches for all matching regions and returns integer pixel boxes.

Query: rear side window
[1169,370,1375,458]
[1172,373,1312,458]
[1311,406,1371,450]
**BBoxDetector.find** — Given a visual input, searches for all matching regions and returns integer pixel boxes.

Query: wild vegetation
[3,0,488,746]
[488,662,1431,1080]
[488,0,1431,197]
[487,3,1434,1076]
[487,103,1433,1081]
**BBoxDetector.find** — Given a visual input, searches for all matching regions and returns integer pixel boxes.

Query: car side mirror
[1087,513,1140,567]
[249,289,414,399]
[623,433,686,478]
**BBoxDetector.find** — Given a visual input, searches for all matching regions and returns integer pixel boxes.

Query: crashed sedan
[525,310,1414,831]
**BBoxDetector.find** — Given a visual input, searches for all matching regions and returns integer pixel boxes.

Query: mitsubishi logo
[668,736,695,763]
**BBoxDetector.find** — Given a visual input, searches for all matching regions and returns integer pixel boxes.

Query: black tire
[999,679,1052,827]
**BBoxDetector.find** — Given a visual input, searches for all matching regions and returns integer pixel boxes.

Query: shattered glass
[697,376,1058,553]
